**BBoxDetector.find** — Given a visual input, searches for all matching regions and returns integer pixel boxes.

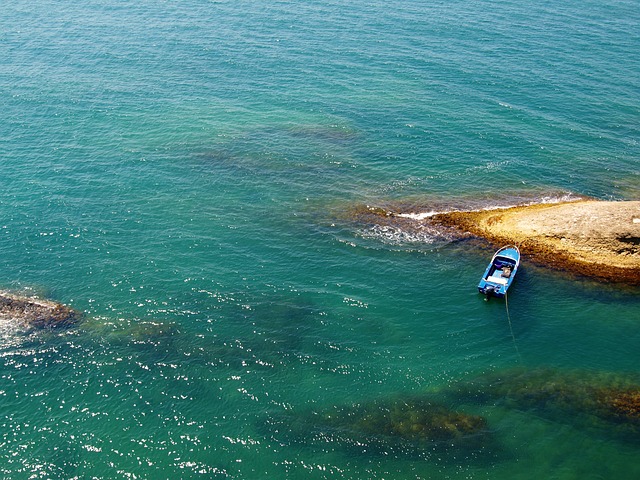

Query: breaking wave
[357,223,455,246]
[0,317,28,350]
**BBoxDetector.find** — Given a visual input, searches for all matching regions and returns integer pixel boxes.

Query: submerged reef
[81,319,180,361]
[122,320,179,346]
[447,368,640,441]
[262,395,500,463]
[0,291,82,329]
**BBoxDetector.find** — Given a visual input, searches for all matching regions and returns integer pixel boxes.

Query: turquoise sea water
[1,0,639,478]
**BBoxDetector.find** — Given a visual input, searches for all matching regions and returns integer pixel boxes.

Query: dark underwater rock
[125,320,179,344]
[0,292,82,329]
[320,397,486,444]
[82,319,180,362]
[447,368,640,440]
[261,395,500,463]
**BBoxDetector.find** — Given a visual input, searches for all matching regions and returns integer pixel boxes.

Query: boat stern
[478,280,506,298]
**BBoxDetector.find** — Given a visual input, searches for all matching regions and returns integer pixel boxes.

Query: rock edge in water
[432,200,640,285]
[0,291,82,329]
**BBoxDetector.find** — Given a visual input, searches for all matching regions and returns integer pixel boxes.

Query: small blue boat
[478,245,520,299]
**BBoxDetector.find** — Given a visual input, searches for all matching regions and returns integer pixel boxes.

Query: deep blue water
[1,0,639,478]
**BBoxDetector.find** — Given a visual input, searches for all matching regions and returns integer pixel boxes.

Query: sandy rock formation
[432,201,640,285]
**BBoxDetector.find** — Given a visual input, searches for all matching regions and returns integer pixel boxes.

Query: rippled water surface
[1,0,639,478]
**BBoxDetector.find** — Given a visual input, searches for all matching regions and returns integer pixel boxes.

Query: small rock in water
[0,291,82,329]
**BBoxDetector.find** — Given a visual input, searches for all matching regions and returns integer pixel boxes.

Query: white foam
[0,317,26,347]
[538,193,583,204]
[476,194,584,212]
[395,194,583,221]
[397,211,440,220]
[358,224,450,246]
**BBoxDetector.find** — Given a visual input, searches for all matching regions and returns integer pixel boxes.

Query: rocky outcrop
[432,200,640,285]
[0,291,82,329]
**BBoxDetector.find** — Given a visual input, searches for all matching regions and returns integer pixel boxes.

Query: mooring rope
[504,291,522,361]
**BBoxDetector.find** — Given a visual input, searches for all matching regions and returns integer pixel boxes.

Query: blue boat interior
[481,256,517,291]
[492,258,515,275]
